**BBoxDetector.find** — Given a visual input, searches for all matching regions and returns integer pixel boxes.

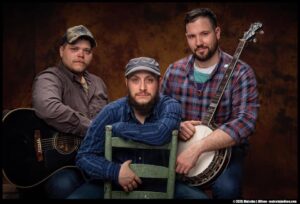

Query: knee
[175,181,209,199]
[55,174,81,190]
[54,170,82,187]
[212,179,242,199]
[44,169,84,198]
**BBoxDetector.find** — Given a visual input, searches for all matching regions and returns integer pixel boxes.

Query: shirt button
[138,156,142,161]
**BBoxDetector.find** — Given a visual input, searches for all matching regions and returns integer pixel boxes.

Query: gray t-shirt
[32,62,108,137]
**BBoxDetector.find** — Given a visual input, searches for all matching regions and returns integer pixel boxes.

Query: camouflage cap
[64,25,97,47]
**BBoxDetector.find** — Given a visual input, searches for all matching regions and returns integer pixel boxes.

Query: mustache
[135,92,151,96]
[73,60,86,65]
[194,46,208,52]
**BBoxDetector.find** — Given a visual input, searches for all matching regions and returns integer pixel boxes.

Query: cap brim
[125,66,161,77]
[68,35,97,47]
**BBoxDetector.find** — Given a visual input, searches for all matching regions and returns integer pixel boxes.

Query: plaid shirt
[161,51,259,144]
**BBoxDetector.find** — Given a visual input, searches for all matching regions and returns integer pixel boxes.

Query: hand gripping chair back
[104,125,178,199]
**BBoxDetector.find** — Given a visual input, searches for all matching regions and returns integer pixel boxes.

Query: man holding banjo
[161,8,260,199]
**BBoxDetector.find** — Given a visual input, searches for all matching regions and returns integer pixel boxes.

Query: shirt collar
[124,98,133,121]
[187,49,225,79]
[58,61,90,84]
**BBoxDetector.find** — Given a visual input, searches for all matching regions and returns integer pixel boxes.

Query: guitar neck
[202,39,247,126]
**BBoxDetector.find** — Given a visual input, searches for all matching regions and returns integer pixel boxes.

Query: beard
[193,39,219,62]
[128,89,160,116]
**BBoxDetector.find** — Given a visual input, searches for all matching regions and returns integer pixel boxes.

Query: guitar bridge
[34,130,43,162]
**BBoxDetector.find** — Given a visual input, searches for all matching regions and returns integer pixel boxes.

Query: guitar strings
[37,137,81,151]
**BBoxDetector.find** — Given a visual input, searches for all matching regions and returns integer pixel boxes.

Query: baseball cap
[62,25,97,47]
[125,57,160,77]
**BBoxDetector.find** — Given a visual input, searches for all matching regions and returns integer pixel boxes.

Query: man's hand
[118,160,142,192]
[176,142,201,174]
[179,120,201,141]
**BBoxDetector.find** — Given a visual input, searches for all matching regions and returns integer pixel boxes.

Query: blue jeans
[43,167,85,199]
[175,181,208,199]
[67,180,208,199]
[67,180,104,199]
[208,145,246,199]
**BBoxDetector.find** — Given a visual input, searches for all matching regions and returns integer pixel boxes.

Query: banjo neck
[202,22,263,128]
[202,39,247,128]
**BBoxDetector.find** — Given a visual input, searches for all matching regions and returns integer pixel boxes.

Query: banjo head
[177,125,214,177]
[177,125,231,186]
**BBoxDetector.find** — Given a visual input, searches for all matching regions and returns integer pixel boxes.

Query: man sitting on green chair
[67,57,207,199]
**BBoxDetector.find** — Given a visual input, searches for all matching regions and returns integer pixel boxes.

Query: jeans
[43,167,85,199]
[208,145,247,199]
[67,180,104,199]
[67,180,208,199]
[175,181,208,199]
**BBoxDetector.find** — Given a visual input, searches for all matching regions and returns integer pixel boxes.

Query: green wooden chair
[104,125,178,199]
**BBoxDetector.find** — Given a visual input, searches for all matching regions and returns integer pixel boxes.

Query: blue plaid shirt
[76,94,181,184]
[161,51,259,144]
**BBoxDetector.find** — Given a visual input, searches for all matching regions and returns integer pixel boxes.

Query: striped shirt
[160,51,259,144]
[76,94,181,183]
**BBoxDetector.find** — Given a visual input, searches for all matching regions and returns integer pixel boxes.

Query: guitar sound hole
[54,134,80,155]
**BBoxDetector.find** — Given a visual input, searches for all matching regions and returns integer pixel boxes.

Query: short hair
[184,8,218,29]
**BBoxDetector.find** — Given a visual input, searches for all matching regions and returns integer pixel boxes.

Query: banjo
[177,22,263,186]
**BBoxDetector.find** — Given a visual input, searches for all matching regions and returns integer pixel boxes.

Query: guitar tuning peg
[253,38,257,43]
[259,30,264,35]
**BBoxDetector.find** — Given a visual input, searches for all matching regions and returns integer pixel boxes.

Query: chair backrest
[104,125,178,199]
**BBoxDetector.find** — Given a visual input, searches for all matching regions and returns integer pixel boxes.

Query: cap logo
[125,57,160,77]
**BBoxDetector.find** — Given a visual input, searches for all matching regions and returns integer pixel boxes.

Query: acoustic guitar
[2,108,82,188]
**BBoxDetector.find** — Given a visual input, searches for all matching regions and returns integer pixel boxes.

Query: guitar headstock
[242,22,264,43]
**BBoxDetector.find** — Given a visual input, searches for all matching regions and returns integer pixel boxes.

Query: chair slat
[112,137,171,150]
[111,191,168,199]
[130,164,168,178]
